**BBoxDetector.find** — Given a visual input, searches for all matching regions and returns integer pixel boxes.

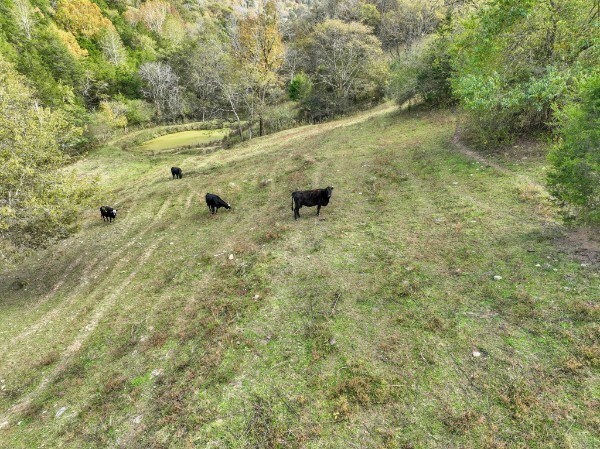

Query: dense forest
[0,0,598,252]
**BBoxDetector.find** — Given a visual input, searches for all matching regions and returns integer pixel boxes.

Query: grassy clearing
[0,105,598,448]
[136,129,229,152]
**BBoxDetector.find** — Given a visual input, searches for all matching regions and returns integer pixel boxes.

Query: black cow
[100,206,117,223]
[291,186,333,220]
[205,193,231,214]
[171,167,183,179]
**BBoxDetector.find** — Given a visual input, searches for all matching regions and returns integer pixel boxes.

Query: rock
[0,421,9,430]
[55,406,68,418]
[253,294,260,300]
[228,254,234,260]
[151,369,162,378]
[132,415,143,425]
[472,350,481,357]
[329,338,336,346]
[493,275,502,280]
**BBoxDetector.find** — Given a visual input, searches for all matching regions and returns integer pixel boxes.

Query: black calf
[205,193,231,215]
[100,206,117,223]
[291,186,333,220]
[171,167,182,179]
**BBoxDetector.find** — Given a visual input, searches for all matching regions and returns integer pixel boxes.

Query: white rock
[253,294,260,300]
[0,421,9,430]
[228,254,234,260]
[151,369,162,378]
[55,406,68,418]
[472,350,481,357]
[133,415,143,425]
[493,275,502,280]
[535,264,541,267]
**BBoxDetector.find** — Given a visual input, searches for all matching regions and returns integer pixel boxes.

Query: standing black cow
[205,193,231,214]
[100,206,117,223]
[171,167,183,179]
[291,186,333,220]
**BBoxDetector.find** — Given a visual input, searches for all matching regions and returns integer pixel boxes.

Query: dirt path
[451,125,600,265]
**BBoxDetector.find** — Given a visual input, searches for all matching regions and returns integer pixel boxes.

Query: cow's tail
[291,194,294,211]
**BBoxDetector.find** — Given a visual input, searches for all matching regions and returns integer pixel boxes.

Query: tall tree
[139,61,182,120]
[299,19,388,119]
[0,56,95,247]
[11,0,38,40]
[231,0,285,137]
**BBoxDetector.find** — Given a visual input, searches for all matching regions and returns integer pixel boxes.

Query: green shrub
[389,36,453,107]
[449,0,594,148]
[288,72,312,102]
[548,73,600,222]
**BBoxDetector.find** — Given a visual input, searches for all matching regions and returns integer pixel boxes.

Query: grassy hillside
[0,105,598,448]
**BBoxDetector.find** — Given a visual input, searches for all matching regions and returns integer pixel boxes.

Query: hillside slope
[0,106,598,448]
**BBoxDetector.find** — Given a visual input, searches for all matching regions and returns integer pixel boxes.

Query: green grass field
[0,105,598,448]
[136,129,229,151]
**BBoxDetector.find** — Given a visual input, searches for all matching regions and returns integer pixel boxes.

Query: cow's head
[226,203,231,209]
[325,186,333,198]
[113,209,117,217]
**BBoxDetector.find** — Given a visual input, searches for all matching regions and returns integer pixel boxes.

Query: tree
[379,0,444,57]
[299,19,388,119]
[288,72,312,101]
[548,73,600,222]
[99,28,126,65]
[449,0,596,146]
[127,1,170,34]
[55,0,113,37]
[230,0,285,137]
[139,61,182,120]
[0,56,95,247]
[11,0,38,40]
[52,24,89,58]
[171,37,231,121]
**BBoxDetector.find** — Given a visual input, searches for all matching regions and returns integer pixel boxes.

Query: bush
[548,73,600,222]
[389,36,453,107]
[288,72,312,102]
[123,98,155,126]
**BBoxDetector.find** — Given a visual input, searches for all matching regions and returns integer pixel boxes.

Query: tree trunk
[259,116,264,137]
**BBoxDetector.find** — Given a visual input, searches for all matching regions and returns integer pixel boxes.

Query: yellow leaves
[98,101,128,130]
[51,24,88,58]
[55,0,113,38]
[234,0,284,85]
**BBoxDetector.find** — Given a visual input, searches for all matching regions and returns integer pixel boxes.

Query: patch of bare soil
[555,227,600,266]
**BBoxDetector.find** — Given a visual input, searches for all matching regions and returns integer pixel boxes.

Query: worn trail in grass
[0,106,598,448]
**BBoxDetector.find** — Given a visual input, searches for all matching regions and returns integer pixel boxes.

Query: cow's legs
[317,205,321,216]
[294,206,301,220]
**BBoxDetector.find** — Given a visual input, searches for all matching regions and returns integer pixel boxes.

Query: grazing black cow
[205,193,231,215]
[100,206,117,223]
[292,186,333,220]
[171,167,183,179]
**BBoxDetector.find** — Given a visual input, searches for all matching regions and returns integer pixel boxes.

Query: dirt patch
[555,227,600,265]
